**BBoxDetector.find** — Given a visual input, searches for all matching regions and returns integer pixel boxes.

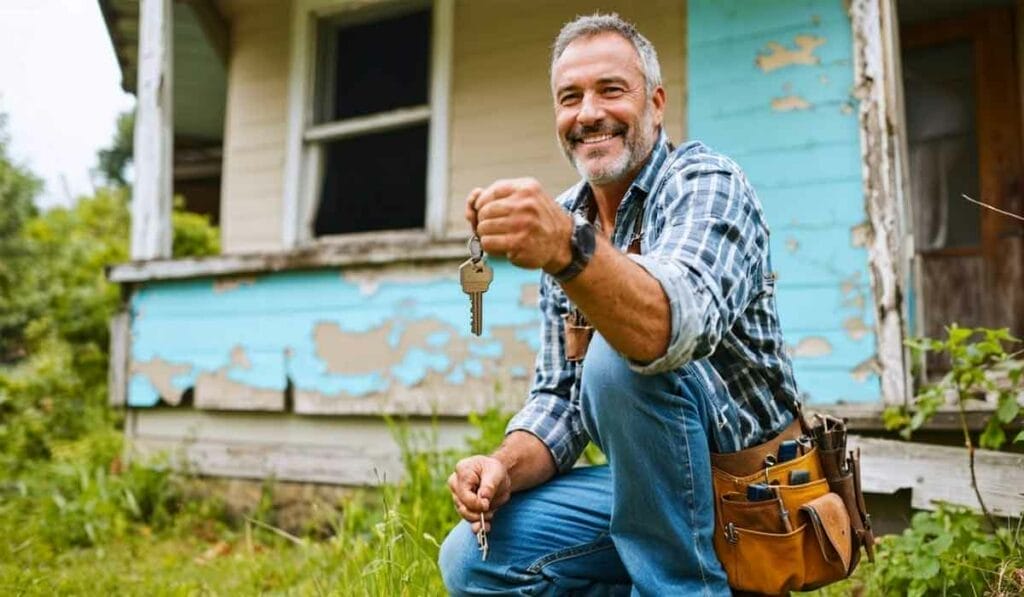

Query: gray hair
[551,13,663,96]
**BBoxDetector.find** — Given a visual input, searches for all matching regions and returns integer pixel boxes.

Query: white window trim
[282,0,453,248]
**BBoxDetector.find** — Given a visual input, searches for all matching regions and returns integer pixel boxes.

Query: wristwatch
[553,212,596,283]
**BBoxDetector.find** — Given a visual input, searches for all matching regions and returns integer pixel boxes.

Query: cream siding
[445,0,687,235]
[215,0,686,249]
[218,0,292,253]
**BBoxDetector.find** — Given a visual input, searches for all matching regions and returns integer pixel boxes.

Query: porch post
[132,0,173,260]
[849,0,912,406]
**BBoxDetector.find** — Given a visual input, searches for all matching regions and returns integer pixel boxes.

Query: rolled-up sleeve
[505,274,589,473]
[627,161,767,375]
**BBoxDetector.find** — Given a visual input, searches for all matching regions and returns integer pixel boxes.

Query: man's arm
[556,236,670,363]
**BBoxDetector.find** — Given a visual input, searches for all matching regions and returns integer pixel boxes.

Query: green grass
[0,415,487,596]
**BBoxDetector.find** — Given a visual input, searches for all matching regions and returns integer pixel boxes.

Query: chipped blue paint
[129,262,540,407]
[128,375,160,407]
[689,0,876,404]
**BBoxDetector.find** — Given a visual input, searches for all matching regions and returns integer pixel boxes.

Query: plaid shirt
[507,131,800,473]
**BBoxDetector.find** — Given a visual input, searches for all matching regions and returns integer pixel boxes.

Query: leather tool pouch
[563,314,593,362]
[709,413,874,595]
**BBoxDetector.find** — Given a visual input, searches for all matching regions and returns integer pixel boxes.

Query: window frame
[283,0,453,248]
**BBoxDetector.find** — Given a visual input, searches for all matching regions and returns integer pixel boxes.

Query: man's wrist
[543,212,574,275]
[549,212,596,283]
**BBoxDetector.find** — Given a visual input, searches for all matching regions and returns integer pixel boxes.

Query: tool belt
[710,411,875,595]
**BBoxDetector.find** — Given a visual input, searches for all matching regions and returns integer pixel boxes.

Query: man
[439,13,799,596]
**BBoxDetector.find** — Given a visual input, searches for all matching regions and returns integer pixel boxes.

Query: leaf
[979,418,1006,450]
[967,540,1001,559]
[996,393,1020,424]
[1014,430,1024,444]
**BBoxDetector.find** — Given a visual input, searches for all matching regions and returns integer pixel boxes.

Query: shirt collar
[566,128,672,214]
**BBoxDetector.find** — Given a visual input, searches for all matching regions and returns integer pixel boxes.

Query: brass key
[460,236,493,336]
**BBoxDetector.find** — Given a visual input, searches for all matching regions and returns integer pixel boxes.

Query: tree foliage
[0,114,43,361]
[95,109,134,187]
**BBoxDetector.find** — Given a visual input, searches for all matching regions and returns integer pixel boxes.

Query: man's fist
[466,178,573,274]
[447,455,512,533]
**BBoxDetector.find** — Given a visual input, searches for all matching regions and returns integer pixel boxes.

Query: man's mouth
[578,132,619,145]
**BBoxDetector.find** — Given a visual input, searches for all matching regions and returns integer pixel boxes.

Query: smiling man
[439,14,801,596]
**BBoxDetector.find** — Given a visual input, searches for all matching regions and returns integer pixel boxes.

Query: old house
[100,0,1023,519]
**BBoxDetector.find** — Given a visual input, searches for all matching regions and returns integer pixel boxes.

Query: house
[100,0,1023,519]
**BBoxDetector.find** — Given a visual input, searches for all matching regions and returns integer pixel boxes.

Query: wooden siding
[126,409,476,485]
[125,409,1024,517]
[688,0,877,404]
[217,0,292,253]
[444,0,687,236]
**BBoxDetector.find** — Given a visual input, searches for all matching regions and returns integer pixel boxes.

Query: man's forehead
[552,32,644,88]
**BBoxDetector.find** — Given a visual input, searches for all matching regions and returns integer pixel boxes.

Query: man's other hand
[447,454,512,533]
[465,179,573,274]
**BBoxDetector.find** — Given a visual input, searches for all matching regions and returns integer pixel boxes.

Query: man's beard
[561,106,657,185]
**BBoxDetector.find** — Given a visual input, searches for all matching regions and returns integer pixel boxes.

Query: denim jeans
[439,334,737,596]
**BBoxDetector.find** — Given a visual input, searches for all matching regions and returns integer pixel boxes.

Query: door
[902,7,1024,342]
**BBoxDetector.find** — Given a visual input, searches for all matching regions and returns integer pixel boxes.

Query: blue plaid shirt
[507,131,800,473]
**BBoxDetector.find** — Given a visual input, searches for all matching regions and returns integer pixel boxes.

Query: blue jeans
[439,334,735,596]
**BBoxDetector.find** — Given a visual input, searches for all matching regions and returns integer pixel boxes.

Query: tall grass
[0,409,510,595]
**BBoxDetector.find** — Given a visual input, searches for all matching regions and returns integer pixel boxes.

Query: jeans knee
[438,521,485,596]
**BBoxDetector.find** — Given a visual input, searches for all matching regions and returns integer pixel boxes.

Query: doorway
[899,2,1024,341]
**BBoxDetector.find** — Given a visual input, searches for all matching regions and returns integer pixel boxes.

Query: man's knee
[438,522,476,595]
[580,334,676,413]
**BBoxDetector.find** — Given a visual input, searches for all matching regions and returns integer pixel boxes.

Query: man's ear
[650,86,667,127]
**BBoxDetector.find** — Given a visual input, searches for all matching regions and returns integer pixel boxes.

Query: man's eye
[560,94,581,105]
[603,87,625,96]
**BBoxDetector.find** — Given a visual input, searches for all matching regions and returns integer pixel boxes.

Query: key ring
[468,236,484,263]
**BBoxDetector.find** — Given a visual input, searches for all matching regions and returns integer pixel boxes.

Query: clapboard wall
[688,0,877,404]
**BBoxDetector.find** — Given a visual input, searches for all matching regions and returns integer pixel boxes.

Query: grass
[0,413,482,596]
[2,410,1018,596]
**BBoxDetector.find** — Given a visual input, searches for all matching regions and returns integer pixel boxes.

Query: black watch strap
[553,213,596,283]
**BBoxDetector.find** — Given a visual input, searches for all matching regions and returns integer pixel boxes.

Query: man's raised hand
[447,454,512,533]
[466,178,573,274]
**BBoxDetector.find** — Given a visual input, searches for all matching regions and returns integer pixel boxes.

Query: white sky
[0,0,135,209]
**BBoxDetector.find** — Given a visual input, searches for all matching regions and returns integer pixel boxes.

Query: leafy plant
[885,325,1023,547]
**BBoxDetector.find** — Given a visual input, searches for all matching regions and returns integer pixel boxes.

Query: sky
[0,0,135,209]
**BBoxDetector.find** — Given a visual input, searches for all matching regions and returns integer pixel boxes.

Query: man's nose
[576,92,604,126]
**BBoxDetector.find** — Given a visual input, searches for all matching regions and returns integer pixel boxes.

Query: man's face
[552,32,665,185]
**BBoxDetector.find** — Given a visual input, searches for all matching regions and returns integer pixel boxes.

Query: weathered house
[100,0,1023,519]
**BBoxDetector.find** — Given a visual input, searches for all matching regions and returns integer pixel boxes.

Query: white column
[132,0,173,260]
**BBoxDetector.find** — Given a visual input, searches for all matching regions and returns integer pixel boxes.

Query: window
[305,4,434,237]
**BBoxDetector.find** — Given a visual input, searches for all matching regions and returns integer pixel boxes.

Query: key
[476,511,489,561]
[460,236,493,336]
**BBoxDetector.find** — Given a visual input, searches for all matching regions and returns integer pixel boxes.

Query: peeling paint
[842,316,870,341]
[785,237,800,253]
[756,35,826,72]
[850,222,872,247]
[850,356,880,382]
[771,95,813,111]
[131,357,193,404]
[840,271,861,296]
[341,264,457,296]
[519,283,540,308]
[231,345,252,369]
[194,369,284,411]
[213,276,257,293]
[789,336,833,358]
[819,74,830,85]
[314,319,449,376]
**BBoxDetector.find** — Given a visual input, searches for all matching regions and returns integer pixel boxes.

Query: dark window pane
[313,124,428,236]
[903,41,981,249]
[329,9,430,120]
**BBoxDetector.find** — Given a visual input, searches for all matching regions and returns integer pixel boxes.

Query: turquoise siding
[128,262,541,411]
[688,0,877,403]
